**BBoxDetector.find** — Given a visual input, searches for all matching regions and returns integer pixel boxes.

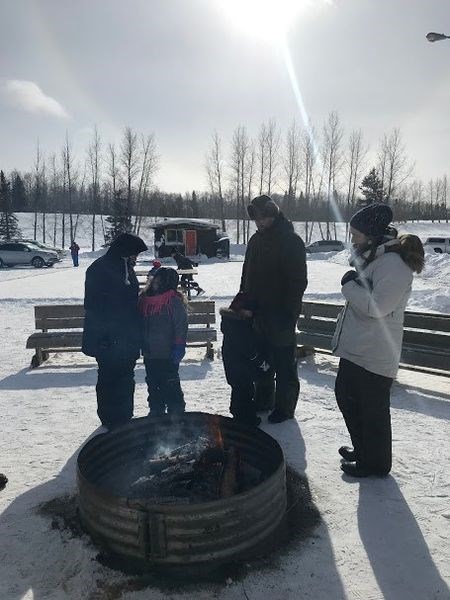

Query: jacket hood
[259,212,294,235]
[108,233,147,257]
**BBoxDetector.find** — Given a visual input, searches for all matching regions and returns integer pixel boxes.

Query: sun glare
[218,0,326,42]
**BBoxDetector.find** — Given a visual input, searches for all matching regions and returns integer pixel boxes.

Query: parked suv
[0,242,59,268]
[15,238,66,259]
[424,237,450,254]
[305,239,345,253]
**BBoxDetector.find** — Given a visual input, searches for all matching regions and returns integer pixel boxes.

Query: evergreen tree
[104,189,132,245]
[0,171,21,240]
[191,190,199,217]
[11,171,28,211]
[359,168,386,206]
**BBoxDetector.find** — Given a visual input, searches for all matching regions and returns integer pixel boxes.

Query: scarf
[350,236,400,271]
[138,289,178,316]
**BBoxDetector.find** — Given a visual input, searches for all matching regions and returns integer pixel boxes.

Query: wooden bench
[297,301,450,374]
[26,300,217,368]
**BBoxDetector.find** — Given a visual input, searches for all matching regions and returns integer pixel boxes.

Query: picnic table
[135,268,199,299]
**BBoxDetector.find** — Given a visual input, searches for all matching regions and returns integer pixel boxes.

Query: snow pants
[96,355,136,428]
[335,358,393,475]
[144,358,185,415]
[254,343,299,417]
[221,315,265,426]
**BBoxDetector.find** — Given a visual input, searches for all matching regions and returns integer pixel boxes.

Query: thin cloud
[0,79,69,118]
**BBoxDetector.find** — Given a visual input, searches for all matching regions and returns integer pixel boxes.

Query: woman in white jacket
[333,203,424,478]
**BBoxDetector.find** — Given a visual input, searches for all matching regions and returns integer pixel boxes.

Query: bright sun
[218,0,319,42]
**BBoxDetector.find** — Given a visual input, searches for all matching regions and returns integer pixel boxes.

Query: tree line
[1,114,448,247]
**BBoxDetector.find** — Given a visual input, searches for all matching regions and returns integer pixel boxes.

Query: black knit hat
[350,203,393,237]
[109,233,147,256]
[153,267,179,293]
[247,195,280,219]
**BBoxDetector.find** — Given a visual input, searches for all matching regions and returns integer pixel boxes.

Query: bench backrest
[297,301,450,371]
[34,300,216,330]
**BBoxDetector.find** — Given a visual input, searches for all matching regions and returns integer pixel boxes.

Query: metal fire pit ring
[77,412,286,568]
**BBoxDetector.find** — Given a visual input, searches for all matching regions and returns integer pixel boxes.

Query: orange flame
[209,415,224,449]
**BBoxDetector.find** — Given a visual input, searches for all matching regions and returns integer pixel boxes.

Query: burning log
[220,446,239,498]
[129,428,258,504]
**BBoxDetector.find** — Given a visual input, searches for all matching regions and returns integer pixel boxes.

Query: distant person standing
[82,232,147,430]
[170,249,205,296]
[69,240,80,267]
[241,195,307,423]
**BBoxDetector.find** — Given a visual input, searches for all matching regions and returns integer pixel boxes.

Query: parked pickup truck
[424,237,450,253]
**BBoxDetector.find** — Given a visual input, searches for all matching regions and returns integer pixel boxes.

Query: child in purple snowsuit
[138,267,188,415]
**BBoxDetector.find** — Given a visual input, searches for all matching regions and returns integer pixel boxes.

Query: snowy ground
[0,223,449,599]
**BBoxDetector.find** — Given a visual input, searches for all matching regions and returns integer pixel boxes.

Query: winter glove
[341,270,359,286]
[171,343,186,365]
[250,353,272,380]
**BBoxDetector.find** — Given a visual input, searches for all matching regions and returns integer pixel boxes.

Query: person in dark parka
[241,195,307,423]
[82,232,147,429]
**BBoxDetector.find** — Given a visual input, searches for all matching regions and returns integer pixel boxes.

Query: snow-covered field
[0,220,449,599]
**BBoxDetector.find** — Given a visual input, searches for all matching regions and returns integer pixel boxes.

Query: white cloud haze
[0,80,69,119]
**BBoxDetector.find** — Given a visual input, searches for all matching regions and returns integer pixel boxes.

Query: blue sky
[1,0,450,192]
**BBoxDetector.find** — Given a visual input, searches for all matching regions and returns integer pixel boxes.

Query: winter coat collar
[350,236,400,271]
[138,289,180,316]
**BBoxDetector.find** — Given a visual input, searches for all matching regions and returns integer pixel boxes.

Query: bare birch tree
[377,128,414,203]
[40,159,47,242]
[344,129,367,239]
[205,131,226,231]
[33,139,43,240]
[283,120,302,219]
[301,125,317,243]
[257,122,267,195]
[135,133,159,235]
[322,111,344,239]
[443,174,448,223]
[245,140,256,242]
[107,143,119,201]
[48,154,60,246]
[229,125,250,244]
[87,126,102,250]
[265,119,281,196]
[62,132,76,242]
[120,126,139,222]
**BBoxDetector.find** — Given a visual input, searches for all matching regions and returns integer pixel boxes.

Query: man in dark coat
[82,232,148,429]
[241,195,307,423]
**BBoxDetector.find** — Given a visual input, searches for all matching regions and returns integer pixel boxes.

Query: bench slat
[298,302,450,370]
[404,313,450,332]
[34,301,215,321]
[36,318,85,330]
[35,305,85,318]
[35,312,216,330]
[27,332,82,349]
[403,329,450,350]
[296,331,450,371]
[297,318,336,335]
[302,301,343,319]
[27,328,217,350]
